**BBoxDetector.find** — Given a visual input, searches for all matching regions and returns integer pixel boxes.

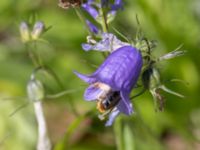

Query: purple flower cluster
[82,0,123,20]
[56,0,186,128]
[73,0,184,126]
[81,0,123,36]
[72,0,145,126]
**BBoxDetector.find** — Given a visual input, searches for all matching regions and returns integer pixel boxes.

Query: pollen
[96,101,106,113]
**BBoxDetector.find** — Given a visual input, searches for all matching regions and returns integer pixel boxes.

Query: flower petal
[111,0,123,10]
[74,71,96,84]
[93,46,143,91]
[82,33,130,52]
[117,91,133,115]
[82,4,99,19]
[82,43,93,51]
[84,84,103,101]
[86,20,99,34]
[105,109,120,126]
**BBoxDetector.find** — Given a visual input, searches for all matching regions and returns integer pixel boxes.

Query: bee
[58,0,82,9]
[97,91,121,113]
[89,82,121,113]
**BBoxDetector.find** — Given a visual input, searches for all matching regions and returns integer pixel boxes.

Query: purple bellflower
[82,0,123,20]
[74,46,143,126]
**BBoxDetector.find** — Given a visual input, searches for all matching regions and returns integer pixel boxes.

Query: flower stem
[114,117,124,150]
[100,8,108,33]
[74,8,91,35]
[34,101,51,150]
[26,44,39,67]
[99,7,110,58]
[46,88,82,99]
[26,42,43,67]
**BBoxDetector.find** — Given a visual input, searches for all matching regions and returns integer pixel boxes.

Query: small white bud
[31,21,45,40]
[19,22,30,43]
[27,78,45,102]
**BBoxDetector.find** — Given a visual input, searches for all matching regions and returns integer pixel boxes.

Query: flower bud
[31,21,45,40]
[142,67,161,90]
[27,78,45,102]
[19,22,30,43]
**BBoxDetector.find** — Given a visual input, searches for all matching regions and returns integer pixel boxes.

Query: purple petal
[82,43,93,51]
[87,0,94,4]
[82,33,130,52]
[74,71,96,83]
[86,20,99,34]
[108,0,123,16]
[111,0,123,10]
[117,91,133,115]
[93,46,143,91]
[105,109,120,126]
[82,4,99,19]
[84,84,103,101]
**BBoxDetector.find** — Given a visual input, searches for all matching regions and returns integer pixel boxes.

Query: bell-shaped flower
[74,46,143,125]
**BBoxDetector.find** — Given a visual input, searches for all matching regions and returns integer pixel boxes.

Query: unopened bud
[142,67,161,90]
[31,21,45,40]
[27,78,45,102]
[19,22,30,43]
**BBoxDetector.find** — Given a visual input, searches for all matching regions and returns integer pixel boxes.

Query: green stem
[114,117,124,150]
[33,41,43,66]
[9,101,30,117]
[46,88,82,99]
[74,8,91,35]
[43,66,65,90]
[100,7,108,33]
[130,88,146,100]
[26,41,43,67]
[99,7,110,58]
[26,44,39,67]
[32,66,65,90]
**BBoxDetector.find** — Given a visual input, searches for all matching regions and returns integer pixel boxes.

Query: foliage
[0,0,200,150]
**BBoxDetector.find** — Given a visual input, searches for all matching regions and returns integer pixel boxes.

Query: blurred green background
[0,0,200,150]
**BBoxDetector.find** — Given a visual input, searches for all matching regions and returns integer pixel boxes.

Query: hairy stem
[34,101,51,150]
